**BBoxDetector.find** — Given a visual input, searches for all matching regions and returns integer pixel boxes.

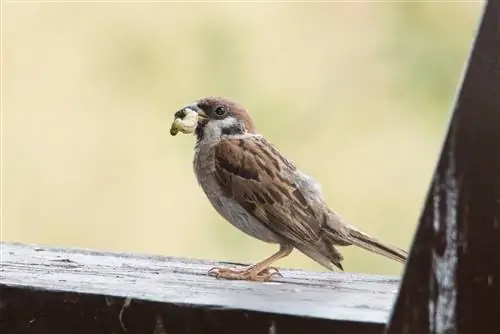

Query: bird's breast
[193,144,280,243]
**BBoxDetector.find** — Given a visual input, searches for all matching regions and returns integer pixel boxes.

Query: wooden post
[385,1,500,333]
[1,242,399,334]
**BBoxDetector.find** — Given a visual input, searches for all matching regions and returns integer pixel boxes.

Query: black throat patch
[195,123,205,143]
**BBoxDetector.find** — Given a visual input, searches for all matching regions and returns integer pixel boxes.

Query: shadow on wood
[386,1,500,333]
[0,242,399,334]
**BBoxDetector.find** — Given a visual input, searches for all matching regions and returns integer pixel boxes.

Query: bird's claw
[207,266,282,282]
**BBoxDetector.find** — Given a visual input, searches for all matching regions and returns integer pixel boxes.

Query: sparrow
[172,96,408,281]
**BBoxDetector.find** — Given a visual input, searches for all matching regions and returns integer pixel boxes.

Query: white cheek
[203,121,222,140]
[219,116,239,129]
[203,116,239,140]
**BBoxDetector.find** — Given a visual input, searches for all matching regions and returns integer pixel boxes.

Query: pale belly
[205,190,281,243]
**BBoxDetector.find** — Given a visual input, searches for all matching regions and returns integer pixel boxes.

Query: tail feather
[346,227,408,263]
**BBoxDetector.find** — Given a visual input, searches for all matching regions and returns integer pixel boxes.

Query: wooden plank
[0,242,400,334]
[385,1,500,333]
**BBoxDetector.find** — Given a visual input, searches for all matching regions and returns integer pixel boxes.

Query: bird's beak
[177,104,208,122]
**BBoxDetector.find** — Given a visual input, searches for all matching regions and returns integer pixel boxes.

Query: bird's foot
[208,266,282,282]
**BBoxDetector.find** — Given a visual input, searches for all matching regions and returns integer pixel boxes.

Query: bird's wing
[213,136,327,246]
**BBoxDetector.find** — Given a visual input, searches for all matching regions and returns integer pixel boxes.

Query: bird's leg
[208,245,293,281]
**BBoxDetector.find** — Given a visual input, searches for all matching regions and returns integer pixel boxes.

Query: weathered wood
[0,242,400,334]
[386,1,500,333]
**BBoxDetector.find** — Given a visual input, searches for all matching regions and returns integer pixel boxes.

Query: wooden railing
[1,242,396,333]
[1,1,498,333]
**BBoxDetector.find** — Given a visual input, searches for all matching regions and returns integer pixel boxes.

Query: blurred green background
[2,2,483,275]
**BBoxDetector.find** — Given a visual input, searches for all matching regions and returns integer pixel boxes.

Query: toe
[249,267,282,282]
[207,266,282,282]
[207,267,222,277]
[207,266,246,280]
[260,267,283,278]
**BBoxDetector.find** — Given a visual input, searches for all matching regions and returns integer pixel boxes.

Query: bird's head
[174,97,256,142]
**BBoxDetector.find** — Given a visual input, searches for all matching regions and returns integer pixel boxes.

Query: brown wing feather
[213,136,325,246]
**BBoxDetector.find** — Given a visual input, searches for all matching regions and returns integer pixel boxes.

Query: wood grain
[0,242,401,333]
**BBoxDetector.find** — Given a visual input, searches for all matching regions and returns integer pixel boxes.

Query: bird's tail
[346,226,408,263]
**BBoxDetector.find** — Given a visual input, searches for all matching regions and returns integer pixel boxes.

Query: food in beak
[170,108,199,136]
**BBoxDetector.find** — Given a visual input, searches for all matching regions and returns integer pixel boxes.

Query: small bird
[172,96,408,281]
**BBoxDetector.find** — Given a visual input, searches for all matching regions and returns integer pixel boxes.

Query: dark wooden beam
[386,1,500,333]
[0,242,400,334]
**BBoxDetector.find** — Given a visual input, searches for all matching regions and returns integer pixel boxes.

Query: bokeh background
[2,1,483,275]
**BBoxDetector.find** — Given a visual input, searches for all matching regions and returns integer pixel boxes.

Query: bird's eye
[214,106,227,117]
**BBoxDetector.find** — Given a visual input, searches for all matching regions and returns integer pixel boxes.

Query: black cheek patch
[221,123,245,136]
